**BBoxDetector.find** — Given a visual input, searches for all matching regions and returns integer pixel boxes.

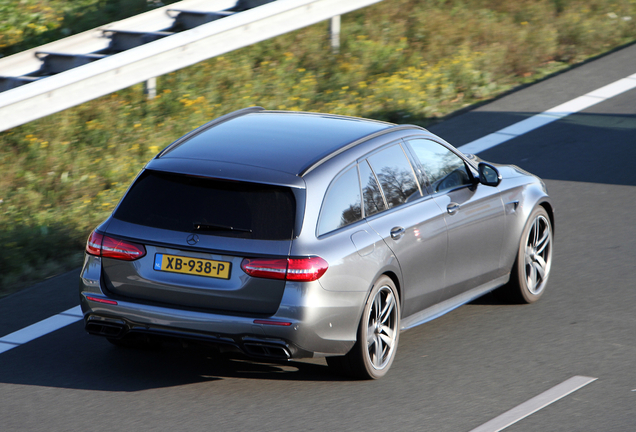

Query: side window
[318,166,362,235]
[408,139,471,193]
[366,144,421,208]
[359,160,387,217]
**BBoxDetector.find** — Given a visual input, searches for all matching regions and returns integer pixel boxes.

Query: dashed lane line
[469,376,598,432]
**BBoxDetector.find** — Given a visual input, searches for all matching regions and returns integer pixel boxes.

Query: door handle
[447,202,460,215]
[390,226,405,240]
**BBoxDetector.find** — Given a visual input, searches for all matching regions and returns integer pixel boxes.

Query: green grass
[1,0,635,296]
[0,0,179,57]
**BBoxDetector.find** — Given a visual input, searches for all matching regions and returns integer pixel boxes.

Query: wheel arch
[538,200,555,236]
[382,270,402,310]
[356,269,403,327]
[499,181,554,276]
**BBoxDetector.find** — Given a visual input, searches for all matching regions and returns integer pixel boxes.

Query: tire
[327,276,400,379]
[505,206,553,303]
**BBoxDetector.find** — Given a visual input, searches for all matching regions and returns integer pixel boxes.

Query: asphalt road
[1,44,635,431]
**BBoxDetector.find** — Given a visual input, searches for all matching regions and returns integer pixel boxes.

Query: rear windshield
[114,170,296,240]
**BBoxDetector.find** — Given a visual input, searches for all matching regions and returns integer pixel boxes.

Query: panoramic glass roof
[162,112,392,174]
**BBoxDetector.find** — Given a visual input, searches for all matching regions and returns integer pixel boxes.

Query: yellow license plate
[153,253,231,279]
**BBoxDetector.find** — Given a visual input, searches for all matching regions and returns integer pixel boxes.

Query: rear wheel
[505,206,553,303]
[327,276,400,379]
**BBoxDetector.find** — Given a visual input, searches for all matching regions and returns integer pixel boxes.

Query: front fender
[498,176,553,272]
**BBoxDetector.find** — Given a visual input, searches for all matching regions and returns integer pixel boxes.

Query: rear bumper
[79,255,365,359]
[83,313,308,360]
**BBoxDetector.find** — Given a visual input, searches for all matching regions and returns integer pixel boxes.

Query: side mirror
[478,162,501,187]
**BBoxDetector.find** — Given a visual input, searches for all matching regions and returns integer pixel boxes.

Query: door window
[408,139,472,193]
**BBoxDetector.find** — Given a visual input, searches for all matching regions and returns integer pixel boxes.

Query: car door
[406,138,505,301]
[361,142,448,318]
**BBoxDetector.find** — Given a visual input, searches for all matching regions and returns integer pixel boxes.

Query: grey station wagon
[80,107,553,379]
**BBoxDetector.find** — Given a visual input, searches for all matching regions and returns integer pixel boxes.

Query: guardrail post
[144,77,157,99]
[330,15,340,54]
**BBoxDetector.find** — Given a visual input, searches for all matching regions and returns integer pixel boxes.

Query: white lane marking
[0,305,82,354]
[469,375,598,432]
[1,73,635,354]
[458,74,636,154]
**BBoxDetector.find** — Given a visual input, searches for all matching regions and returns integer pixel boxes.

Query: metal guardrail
[0,0,241,92]
[0,0,383,133]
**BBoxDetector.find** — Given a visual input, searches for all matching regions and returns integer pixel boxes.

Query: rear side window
[359,160,386,217]
[114,170,296,240]
[318,166,362,235]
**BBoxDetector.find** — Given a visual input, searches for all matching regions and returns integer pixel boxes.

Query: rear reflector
[241,256,328,282]
[85,231,146,261]
[253,320,292,326]
[86,296,118,305]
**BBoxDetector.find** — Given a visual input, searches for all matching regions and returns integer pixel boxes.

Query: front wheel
[327,276,400,379]
[506,206,553,303]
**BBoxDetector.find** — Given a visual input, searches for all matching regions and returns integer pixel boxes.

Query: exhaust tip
[243,342,291,359]
[86,321,126,338]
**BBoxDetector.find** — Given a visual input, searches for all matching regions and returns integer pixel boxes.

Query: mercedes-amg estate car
[80,107,553,379]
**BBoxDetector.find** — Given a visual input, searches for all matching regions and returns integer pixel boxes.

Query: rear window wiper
[193,222,253,233]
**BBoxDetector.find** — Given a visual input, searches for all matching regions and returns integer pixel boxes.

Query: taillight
[85,231,146,261]
[86,231,103,256]
[287,257,329,281]
[241,258,287,280]
[241,256,328,282]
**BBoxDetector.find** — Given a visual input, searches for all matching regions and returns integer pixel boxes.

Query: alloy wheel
[523,214,552,295]
[365,285,399,370]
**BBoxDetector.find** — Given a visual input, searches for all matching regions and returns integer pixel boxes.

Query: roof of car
[157,108,399,175]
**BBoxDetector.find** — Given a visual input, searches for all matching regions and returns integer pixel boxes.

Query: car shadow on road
[0,323,353,392]
[468,289,512,306]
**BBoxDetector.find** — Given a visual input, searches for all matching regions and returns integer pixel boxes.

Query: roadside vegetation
[0,0,177,57]
[1,0,635,296]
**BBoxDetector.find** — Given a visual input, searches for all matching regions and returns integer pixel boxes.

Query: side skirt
[400,275,509,331]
